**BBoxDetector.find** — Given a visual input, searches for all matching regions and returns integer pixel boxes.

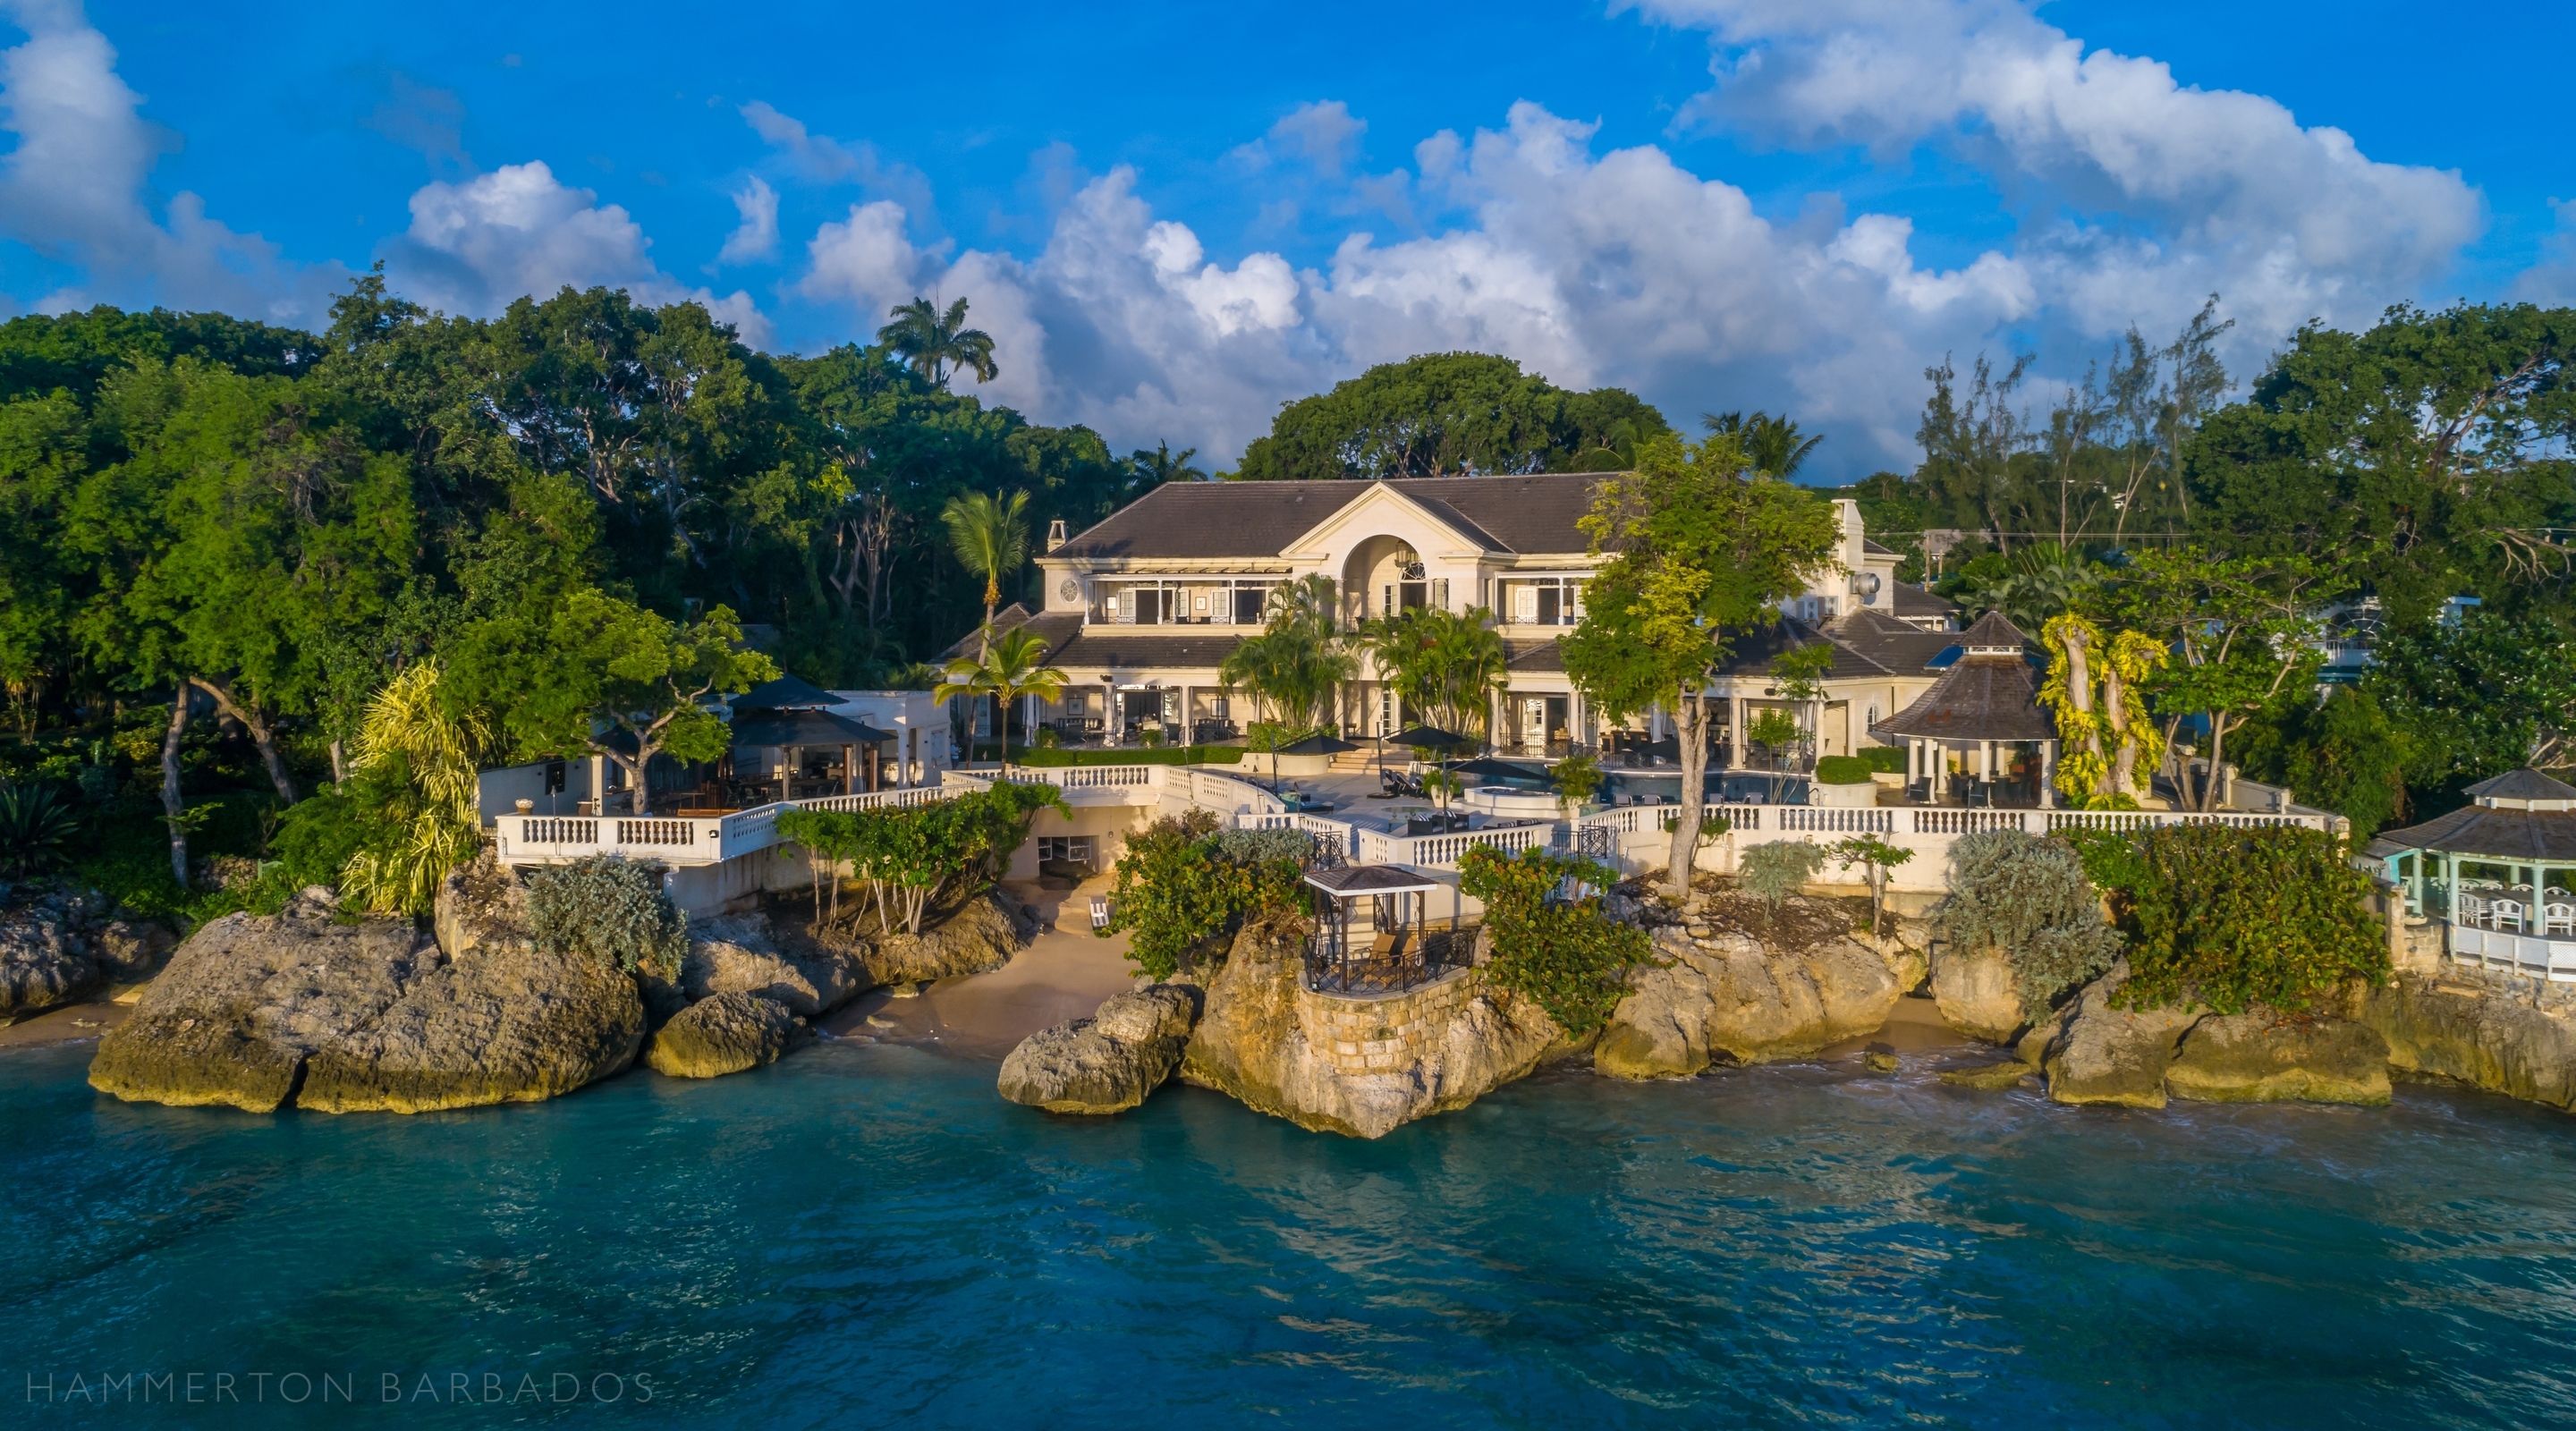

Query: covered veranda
[2373,768,2576,981]
[1303,865,1469,995]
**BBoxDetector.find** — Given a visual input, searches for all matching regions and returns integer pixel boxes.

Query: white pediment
[1275,482,1496,563]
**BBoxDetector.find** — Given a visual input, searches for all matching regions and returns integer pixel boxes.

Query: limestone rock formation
[998,985,1201,1114]
[90,919,176,985]
[296,947,645,1113]
[2039,962,2204,1108]
[847,890,1036,988]
[1180,911,1569,1139]
[1594,900,1909,1079]
[647,991,801,1079]
[434,852,535,961]
[2165,1011,2391,1105]
[0,911,98,1020]
[1931,942,2025,1044]
[684,912,862,1019]
[2361,968,2576,1111]
[89,893,434,1112]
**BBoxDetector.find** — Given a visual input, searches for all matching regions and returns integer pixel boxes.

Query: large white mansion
[962,472,1963,768]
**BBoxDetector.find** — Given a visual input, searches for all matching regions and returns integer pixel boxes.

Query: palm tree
[940,488,1030,657]
[1128,441,1206,492]
[1701,411,1824,480]
[878,296,998,390]
[1354,605,1507,742]
[934,626,1068,763]
[1220,575,1354,741]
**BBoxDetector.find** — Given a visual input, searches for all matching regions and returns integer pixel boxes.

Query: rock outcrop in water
[648,991,803,1079]
[1594,895,1920,1079]
[93,869,646,1113]
[2360,966,2576,1111]
[684,912,862,1019]
[1929,942,2025,1044]
[2035,961,2389,1108]
[89,891,436,1112]
[999,985,1202,1114]
[1180,911,1571,1139]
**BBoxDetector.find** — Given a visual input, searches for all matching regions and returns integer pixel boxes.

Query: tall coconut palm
[1128,441,1205,492]
[934,626,1068,762]
[940,488,1030,657]
[1701,411,1824,480]
[878,296,998,390]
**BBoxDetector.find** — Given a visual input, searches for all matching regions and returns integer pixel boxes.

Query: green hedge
[1814,755,1875,785]
[1009,744,1247,767]
[1860,745,1908,775]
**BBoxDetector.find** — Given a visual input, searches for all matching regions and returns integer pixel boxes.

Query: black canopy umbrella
[1387,724,1470,750]
[734,673,840,711]
[1448,757,1547,784]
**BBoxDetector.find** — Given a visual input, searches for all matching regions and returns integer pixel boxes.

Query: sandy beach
[818,874,1144,1059]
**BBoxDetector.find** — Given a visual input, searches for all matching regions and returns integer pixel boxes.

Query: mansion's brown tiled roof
[1048,472,1609,562]
[1889,582,1957,619]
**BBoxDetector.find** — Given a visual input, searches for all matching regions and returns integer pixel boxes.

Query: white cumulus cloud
[381,159,773,346]
[715,174,778,265]
[0,0,344,321]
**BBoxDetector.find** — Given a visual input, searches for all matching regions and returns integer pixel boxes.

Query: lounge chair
[1089,896,1112,931]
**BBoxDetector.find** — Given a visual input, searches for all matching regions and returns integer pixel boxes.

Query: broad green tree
[2109,548,2350,812]
[1234,352,1672,480]
[457,588,778,816]
[1561,434,1844,898]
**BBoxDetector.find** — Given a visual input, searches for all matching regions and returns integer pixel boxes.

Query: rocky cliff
[1594,895,1920,1079]
[999,985,1202,1114]
[2360,966,2576,1111]
[1179,911,1571,1139]
[2032,961,2389,1108]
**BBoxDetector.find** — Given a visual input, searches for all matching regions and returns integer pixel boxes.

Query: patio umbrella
[1386,724,1473,814]
[1448,757,1546,784]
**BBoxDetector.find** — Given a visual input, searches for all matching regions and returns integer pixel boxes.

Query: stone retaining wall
[1293,967,1484,1075]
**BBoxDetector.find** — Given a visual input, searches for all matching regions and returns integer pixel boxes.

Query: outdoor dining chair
[2546,902,2576,936]
[2462,893,2488,926]
[2494,899,2528,933]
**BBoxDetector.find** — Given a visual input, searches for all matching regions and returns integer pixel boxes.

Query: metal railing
[1304,924,1477,995]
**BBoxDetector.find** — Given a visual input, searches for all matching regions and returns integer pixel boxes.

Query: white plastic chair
[2494,899,2527,934]
[2547,902,2576,936]
[2461,893,2488,926]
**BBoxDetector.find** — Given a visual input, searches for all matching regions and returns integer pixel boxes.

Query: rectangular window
[1233,585,1267,624]
[1400,580,1428,612]
[1537,586,1561,624]
[1038,836,1096,867]
[1135,588,1163,625]
[1513,587,1539,623]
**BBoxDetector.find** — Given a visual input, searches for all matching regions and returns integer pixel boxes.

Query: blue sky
[4,0,2571,478]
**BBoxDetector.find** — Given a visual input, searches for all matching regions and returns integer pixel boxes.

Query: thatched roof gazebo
[2370,768,2576,980]
[728,677,896,800]
[1870,611,2059,808]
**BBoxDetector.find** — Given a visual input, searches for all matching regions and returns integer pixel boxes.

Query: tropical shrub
[1813,755,1873,785]
[1550,749,1603,807]
[2097,824,2387,1014]
[1827,833,1914,936]
[524,853,687,978]
[1859,745,1908,775]
[0,780,79,878]
[1098,809,1306,979]
[1934,829,2122,1019]
[1738,840,1826,907]
[1459,846,1653,1034]
[779,780,1063,935]
[335,663,491,917]
[1206,826,1314,866]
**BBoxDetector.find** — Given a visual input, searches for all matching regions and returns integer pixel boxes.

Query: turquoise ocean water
[5,1037,2576,1427]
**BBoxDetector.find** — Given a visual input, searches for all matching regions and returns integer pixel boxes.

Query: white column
[2039,741,2056,809]
[1727,692,1746,771]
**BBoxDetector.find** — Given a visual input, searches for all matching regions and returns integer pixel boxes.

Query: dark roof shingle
[1048,472,1609,562]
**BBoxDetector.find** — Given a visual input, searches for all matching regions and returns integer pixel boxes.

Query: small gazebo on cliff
[1303,865,1462,995]
[2371,768,2576,980]
[726,675,897,801]
[1870,611,2059,808]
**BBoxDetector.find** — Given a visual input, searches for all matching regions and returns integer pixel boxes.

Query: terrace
[2372,768,2576,983]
